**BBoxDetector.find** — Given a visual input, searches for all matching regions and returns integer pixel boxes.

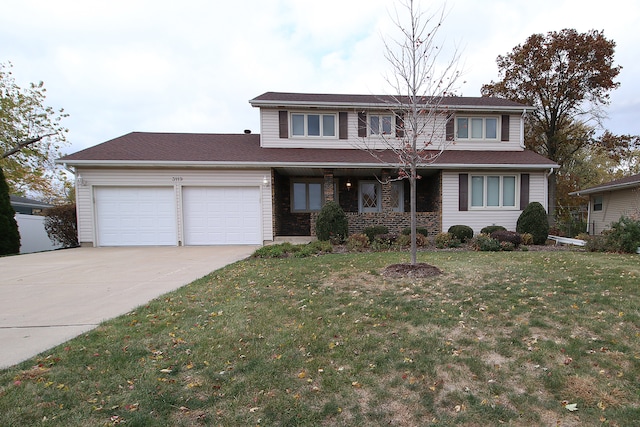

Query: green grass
[1,250,639,426]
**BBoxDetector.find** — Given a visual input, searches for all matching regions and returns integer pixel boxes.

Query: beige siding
[75,168,273,246]
[259,109,522,151]
[441,170,548,234]
[590,188,640,234]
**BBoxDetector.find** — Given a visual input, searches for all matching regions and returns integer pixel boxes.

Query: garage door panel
[183,187,261,245]
[95,187,176,246]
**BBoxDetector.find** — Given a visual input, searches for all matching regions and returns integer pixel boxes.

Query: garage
[95,187,177,246]
[182,186,261,245]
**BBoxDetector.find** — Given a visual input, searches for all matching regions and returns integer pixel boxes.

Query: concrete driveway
[0,246,257,369]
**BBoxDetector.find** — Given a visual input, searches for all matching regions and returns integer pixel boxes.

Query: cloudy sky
[2,0,639,156]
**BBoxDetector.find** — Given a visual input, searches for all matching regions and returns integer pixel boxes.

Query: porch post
[380,169,392,213]
[323,169,335,202]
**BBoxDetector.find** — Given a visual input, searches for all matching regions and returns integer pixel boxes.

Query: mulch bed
[382,263,443,278]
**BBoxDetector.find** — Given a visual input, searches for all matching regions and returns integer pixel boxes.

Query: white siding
[441,170,548,234]
[75,168,273,246]
[590,188,640,234]
[259,109,522,151]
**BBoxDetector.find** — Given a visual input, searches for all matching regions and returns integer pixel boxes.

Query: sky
[2,0,639,157]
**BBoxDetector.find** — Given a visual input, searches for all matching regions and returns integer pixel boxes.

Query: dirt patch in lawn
[381,263,443,279]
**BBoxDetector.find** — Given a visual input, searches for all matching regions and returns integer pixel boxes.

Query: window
[291,113,336,137]
[456,117,498,140]
[593,195,603,211]
[391,182,404,212]
[470,175,517,208]
[359,181,381,212]
[369,114,394,136]
[292,181,323,212]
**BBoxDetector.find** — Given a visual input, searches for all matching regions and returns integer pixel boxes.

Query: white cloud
[1,0,638,154]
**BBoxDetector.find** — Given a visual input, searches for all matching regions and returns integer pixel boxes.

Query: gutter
[56,159,558,171]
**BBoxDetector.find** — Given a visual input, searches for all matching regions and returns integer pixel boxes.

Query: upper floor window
[457,117,498,140]
[471,175,516,208]
[369,114,394,136]
[291,113,336,138]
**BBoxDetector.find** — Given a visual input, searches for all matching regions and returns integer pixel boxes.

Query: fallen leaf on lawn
[351,381,362,388]
[565,403,578,411]
[249,407,259,413]
[160,368,172,374]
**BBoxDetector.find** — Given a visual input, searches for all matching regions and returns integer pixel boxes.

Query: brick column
[380,169,392,213]
[323,169,335,202]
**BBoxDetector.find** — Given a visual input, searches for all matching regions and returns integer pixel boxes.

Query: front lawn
[1,250,638,426]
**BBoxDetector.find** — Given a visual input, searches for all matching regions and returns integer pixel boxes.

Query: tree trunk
[410,171,417,265]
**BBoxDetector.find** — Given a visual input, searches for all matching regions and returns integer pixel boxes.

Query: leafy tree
[44,204,78,248]
[481,29,623,220]
[0,167,20,255]
[1,61,69,200]
[360,0,461,265]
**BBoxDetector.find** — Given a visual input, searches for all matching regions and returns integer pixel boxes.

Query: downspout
[584,193,592,234]
[545,167,554,213]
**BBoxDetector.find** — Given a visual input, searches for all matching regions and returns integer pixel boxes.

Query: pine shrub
[516,202,549,245]
[401,226,429,237]
[480,225,506,235]
[315,201,348,242]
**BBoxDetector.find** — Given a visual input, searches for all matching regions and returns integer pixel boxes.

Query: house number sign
[172,176,183,182]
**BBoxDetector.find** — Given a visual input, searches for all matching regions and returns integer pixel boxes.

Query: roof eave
[58,159,558,170]
[570,181,640,196]
[249,99,531,113]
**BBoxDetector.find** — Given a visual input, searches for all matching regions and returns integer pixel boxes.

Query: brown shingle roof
[60,132,557,169]
[250,91,531,110]
[572,173,640,195]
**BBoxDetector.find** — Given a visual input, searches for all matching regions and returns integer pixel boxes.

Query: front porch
[272,168,442,239]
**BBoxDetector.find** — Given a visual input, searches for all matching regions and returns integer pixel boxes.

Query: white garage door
[183,187,261,245]
[95,187,177,246]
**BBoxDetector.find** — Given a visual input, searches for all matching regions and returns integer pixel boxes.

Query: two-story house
[59,92,558,247]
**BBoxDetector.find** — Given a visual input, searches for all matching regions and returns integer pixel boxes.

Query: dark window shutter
[520,173,530,209]
[446,115,455,141]
[358,112,367,138]
[396,113,404,138]
[501,115,510,141]
[339,112,348,139]
[459,173,468,211]
[279,111,288,139]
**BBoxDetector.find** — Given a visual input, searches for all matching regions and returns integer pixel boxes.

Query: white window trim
[290,112,337,138]
[359,181,381,213]
[456,116,500,141]
[469,174,518,209]
[291,180,324,212]
[368,113,395,137]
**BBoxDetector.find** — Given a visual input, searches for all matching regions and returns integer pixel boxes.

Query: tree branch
[1,134,55,159]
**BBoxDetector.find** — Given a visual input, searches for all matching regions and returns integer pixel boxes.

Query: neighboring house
[58,91,557,247]
[10,195,53,215]
[570,173,640,234]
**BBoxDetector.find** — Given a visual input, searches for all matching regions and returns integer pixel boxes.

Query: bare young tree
[358,0,462,265]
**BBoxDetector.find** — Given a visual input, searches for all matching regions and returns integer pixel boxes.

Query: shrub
[0,168,20,255]
[294,240,333,258]
[346,233,370,251]
[521,233,534,245]
[315,201,348,243]
[401,226,429,237]
[252,240,332,258]
[480,225,506,235]
[363,225,388,243]
[604,216,640,253]
[472,234,502,251]
[434,232,461,249]
[500,241,515,251]
[252,242,297,258]
[516,202,549,245]
[44,204,79,248]
[374,233,398,245]
[447,225,474,243]
[490,230,522,248]
[585,234,608,252]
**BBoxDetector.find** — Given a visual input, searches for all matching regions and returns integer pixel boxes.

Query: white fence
[15,213,62,254]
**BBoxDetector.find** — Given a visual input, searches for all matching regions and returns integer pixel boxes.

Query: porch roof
[59,132,557,170]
